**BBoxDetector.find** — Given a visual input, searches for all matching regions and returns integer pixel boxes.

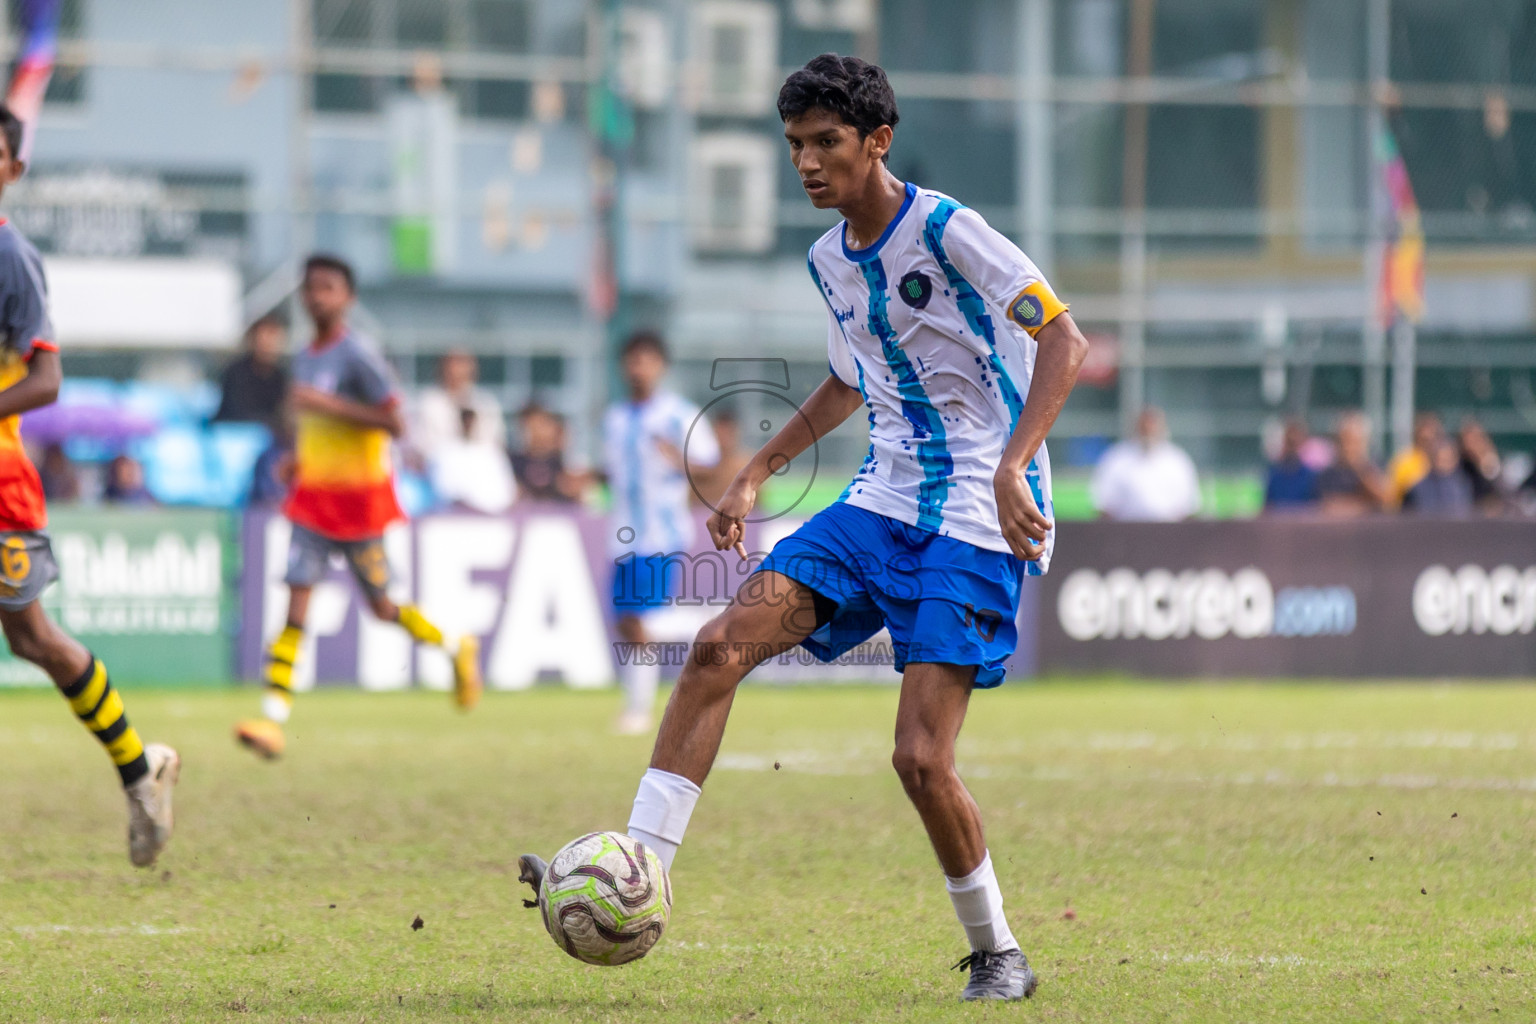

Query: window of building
[311,0,537,122]
[1390,0,1536,234]
[692,2,779,117]
[692,132,777,253]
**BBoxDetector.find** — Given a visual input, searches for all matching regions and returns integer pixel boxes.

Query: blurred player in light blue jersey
[602,54,1087,1001]
[603,331,718,735]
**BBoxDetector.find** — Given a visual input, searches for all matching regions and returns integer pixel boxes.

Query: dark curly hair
[777,54,899,164]
[304,253,356,294]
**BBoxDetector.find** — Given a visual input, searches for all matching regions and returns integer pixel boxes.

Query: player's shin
[61,656,149,787]
[262,624,303,723]
[945,851,1020,953]
[626,767,701,871]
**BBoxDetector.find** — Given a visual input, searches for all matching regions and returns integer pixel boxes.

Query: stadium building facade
[13,0,1536,473]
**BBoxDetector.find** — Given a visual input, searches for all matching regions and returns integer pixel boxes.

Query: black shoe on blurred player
[954,948,1038,1001]
[518,853,548,908]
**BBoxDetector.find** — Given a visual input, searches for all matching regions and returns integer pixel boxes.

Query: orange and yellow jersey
[0,221,56,532]
[282,325,405,541]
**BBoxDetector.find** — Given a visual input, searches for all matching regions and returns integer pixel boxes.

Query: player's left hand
[994,464,1052,561]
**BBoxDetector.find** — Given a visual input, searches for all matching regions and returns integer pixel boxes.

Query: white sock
[626,768,701,872]
[620,660,661,717]
[945,852,1019,953]
[261,692,292,725]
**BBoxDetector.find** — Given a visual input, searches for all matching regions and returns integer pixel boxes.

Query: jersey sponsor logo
[1009,289,1044,328]
[897,271,932,310]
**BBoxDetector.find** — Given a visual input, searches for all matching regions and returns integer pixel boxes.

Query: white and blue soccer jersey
[603,391,719,559]
[810,183,1069,571]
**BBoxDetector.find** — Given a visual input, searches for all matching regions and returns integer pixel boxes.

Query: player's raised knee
[688,614,735,670]
[4,620,51,667]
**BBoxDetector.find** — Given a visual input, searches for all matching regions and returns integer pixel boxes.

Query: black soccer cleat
[517,853,548,909]
[953,948,1038,1001]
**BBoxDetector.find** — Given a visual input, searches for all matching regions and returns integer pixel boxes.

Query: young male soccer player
[603,331,718,736]
[235,255,482,758]
[0,105,179,866]
[523,55,1086,1000]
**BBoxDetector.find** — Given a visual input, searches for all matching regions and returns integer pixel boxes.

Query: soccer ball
[536,831,672,966]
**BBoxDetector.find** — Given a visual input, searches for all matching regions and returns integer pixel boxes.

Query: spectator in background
[249,403,295,507]
[1316,411,1389,517]
[1263,418,1319,512]
[37,442,79,503]
[1090,407,1201,521]
[103,454,153,505]
[429,407,515,514]
[213,315,289,428]
[1456,416,1505,512]
[1386,411,1443,508]
[1402,438,1474,516]
[510,402,585,503]
[414,349,505,459]
[688,407,751,509]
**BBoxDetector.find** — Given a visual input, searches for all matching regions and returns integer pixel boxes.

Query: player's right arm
[0,345,60,419]
[291,384,405,437]
[291,338,406,437]
[709,372,862,560]
[0,243,62,419]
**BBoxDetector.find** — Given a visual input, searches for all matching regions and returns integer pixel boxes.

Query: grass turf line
[0,682,1533,1022]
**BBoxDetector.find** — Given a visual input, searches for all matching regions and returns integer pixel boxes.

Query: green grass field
[2,681,1534,1022]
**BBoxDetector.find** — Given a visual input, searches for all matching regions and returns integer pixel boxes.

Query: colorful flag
[5,0,61,162]
[1375,126,1425,326]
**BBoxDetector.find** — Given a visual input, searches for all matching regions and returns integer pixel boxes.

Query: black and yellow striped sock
[263,624,302,719]
[397,604,445,647]
[61,657,148,788]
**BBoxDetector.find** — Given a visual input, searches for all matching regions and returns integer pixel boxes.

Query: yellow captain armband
[1005,282,1069,337]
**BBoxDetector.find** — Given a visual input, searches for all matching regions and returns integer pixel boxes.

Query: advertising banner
[1038,518,1536,678]
[236,507,1042,689]
[0,508,236,687]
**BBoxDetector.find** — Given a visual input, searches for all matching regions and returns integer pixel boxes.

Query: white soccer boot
[125,743,180,867]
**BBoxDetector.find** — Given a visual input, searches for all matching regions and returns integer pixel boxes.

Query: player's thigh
[284,525,334,590]
[614,614,646,644]
[0,531,57,610]
[893,661,976,760]
[0,533,61,651]
[696,569,821,668]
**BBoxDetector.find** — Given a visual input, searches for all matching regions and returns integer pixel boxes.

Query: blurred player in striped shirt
[235,255,482,759]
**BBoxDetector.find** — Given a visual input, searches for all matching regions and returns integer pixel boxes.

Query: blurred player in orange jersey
[235,255,482,759]
[0,104,178,865]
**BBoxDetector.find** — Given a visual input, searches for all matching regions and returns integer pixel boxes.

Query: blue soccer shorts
[754,502,1027,688]
[611,553,679,618]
